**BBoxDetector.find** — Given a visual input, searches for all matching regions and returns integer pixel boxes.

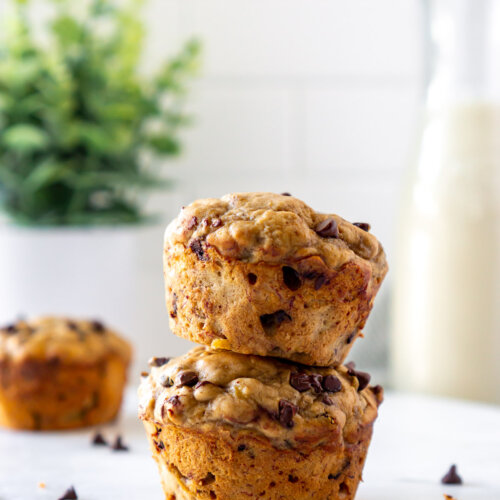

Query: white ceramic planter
[0,224,190,373]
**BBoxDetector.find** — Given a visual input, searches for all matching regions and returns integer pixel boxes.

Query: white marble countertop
[0,389,499,500]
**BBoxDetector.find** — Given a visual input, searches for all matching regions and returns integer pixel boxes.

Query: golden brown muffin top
[165,192,387,274]
[138,346,382,449]
[0,316,132,364]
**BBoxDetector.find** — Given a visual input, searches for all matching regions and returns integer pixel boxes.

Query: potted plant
[0,0,199,359]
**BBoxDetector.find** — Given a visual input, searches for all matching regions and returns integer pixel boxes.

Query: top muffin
[164,192,387,366]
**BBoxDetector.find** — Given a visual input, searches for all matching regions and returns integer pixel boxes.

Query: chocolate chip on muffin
[353,222,371,232]
[315,218,339,238]
[260,310,292,330]
[278,400,298,428]
[149,357,170,367]
[282,266,302,291]
[175,370,198,387]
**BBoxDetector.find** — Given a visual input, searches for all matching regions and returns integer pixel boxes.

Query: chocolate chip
[200,472,215,486]
[328,472,341,480]
[346,331,356,344]
[111,436,129,451]
[58,486,78,499]
[189,238,208,261]
[91,320,105,333]
[314,275,327,290]
[92,432,107,446]
[371,385,383,397]
[237,444,246,451]
[308,374,323,394]
[353,222,371,232]
[354,370,371,391]
[288,475,299,483]
[3,324,17,334]
[194,380,214,390]
[290,372,311,392]
[211,218,222,228]
[154,439,165,451]
[315,218,339,238]
[441,465,462,485]
[322,375,342,393]
[140,371,149,378]
[159,374,174,387]
[170,293,177,318]
[67,321,78,331]
[167,395,181,407]
[322,395,334,405]
[278,400,297,428]
[260,310,292,329]
[149,357,170,367]
[345,362,371,391]
[281,192,292,196]
[175,370,198,387]
[247,273,258,285]
[186,216,198,230]
[282,266,302,291]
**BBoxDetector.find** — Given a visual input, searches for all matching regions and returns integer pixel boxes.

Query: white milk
[391,101,500,403]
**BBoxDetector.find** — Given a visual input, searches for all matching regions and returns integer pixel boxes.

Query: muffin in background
[139,346,382,500]
[164,192,387,367]
[0,316,132,430]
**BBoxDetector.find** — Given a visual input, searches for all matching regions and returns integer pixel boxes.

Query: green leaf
[23,161,69,191]
[51,16,82,46]
[2,124,49,151]
[147,134,181,155]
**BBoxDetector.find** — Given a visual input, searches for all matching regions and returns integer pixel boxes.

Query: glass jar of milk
[391,0,500,403]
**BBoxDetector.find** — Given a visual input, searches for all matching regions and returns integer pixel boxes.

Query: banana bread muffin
[0,316,132,430]
[138,346,383,500]
[164,192,388,366]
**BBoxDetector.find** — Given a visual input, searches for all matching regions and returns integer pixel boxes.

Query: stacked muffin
[138,192,388,500]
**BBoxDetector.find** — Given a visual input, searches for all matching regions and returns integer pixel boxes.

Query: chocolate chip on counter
[441,464,463,485]
[189,238,209,261]
[186,216,198,230]
[308,374,323,394]
[314,275,327,290]
[281,192,292,196]
[58,486,78,499]
[260,310,292,329]
[322,375,342,393]
[149,357,171,367]
[282,266,302,291]
[211,218,223,228]
[443,495,457,500]
[289,372,312,392]
[237,444,246,451]
[247,273,258,285]
[91,320,105,333]
[175,370,199,387]
[315,218,339,238]
[111,435,129,452]
[91,432,107,446]
[353,222,371,232]
[278,400,298,428]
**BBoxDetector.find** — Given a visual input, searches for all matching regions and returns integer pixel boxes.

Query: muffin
[163,192,388,366]
[139,346,382,500]
[0,316,132,430]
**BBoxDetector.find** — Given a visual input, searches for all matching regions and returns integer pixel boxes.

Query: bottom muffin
[138,347,382,500]
[0,317,132,430]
